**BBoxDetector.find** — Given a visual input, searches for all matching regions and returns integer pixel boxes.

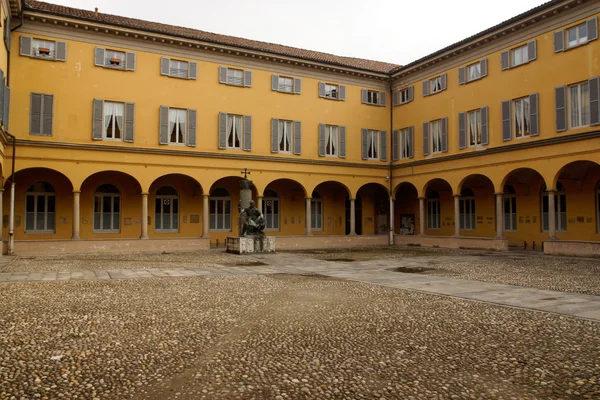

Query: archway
[422,178,453,236]
[457,174,495,237]
[312,181,351,235]
[394,182,418,235]
[263,179,307,236]
[355,183,389,235]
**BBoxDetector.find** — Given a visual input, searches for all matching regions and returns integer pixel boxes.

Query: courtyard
[1,247,599,399]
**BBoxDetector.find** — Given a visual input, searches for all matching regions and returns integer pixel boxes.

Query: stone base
[394,234,509,251]
[226,236,276,254]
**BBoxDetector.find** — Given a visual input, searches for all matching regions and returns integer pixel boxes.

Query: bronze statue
[238,200,266,237]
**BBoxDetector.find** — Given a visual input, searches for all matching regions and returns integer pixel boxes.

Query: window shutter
[527,40,536,62]
[529,93,539,136]
[422,80,429,96]
[501,100,512,141]
[42,95,53,136]
[555,86,567,132]
[219,66,228,83]
[293,121,302,154]
[94,47,105,66]
[159,106,169,144]
[188,62,198,80]
[481,106,489,145]
[588,77,599,126]
[392,130,399,161]
[554,31,564,52]
[408,126,414,158]
[361,89,368,104]
[293,78,302,94]
[480,58,487,78]
[318,82,325,98]
[379,92,386,107]
[393,91,399,107]
[380,130,387,161]
[243,70,252,87]
[339,85,346,101]
[441,73,447,91]
[30,93,42,135]
[441,117,448,152]
[92,99,103,140]
[4,18,10,52]
[318,123,325,156]
[161,57,170,76]
[458,112,466,149]
[186,109,196,147]
[271,118,279,153]
[407,86,414,102]
[243,115,252,150]
[125,52,136,71]
[339,126,346,158]
[458,67,466,85]
[20,35,32,56]
[3,86,9,131]
[272,75,279,91]
[587,17,598,42]
[0,69,4,123]
[361,128,368,160]
[55,41,67,61]
[218,112,227,149]
[501,50,510,70]
[124,102,135,143]
[422,122,430,156]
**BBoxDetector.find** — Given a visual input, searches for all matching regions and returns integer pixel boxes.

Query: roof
[23,0,399,74]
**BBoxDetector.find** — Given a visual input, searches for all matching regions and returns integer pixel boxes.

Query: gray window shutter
[318,124,325,156]
[527,40,536,62]
[422,80,429,96]
[30,93,42,135]
[159,106,169,144]
[379,92,386,106]
[380,130,387,161]
[361,89,368,104]
[441,73,447,91]
[587,17,598,42]
[3,86,9,131]
[124,102,135,142]
[339,126,346,158]
[458,67,466,85]
[187,109,197,147]
[161,57,170,76]
[92,99,103,140]
[408,126,414,158]
[20,35,32,56]
[339,85,346,101]
[55,41,67,61]
[125,52,136,71]
[318,82,326,98]
[392,130,399,161]
[529,93,539,136]
[481,106,489,145]
[4,18,10,52]
[422,122,429,156]
[590,77,600,126]
[219,66,228,83]
[393,91,399,107]
[408,86,414,102]
[272,74,279,91]
[361,128,368,160]
[480,58,487,78]
[555,86,567,132]
[243,70,252,87]
[42,95,53,136]
[0,69,4,123]
[243,115,252,150]
[502,100,512,141]
[218,112,227,149]
[441,117,448,152]
[188,62,198,80]
[554,31,564,52]
[501,50,510,70]
[293,121,301,154]
[458,112,466,149]
[293,78,302,94]
[94,47,105,66]
[271,118,279,153]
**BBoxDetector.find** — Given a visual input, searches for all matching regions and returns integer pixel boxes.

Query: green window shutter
[529,93,539,136]
[407,86,414,102]
[160,57,170,76]
[555,86,567,132]
[441,74,447,91]
[458,112,466,149]
[587,17,598,42]
[272,75,279,91]
[124,102,135,142]
[392,91,399,107]
[339,126,346,158]
[94,47,105,66]
[243,115,252,150]
[361,128,368,160]
[20,35,32,56]
[92,99,104,140]
[293,121,301,154]
[30,93,42,135]
[4,18,10,52]
[159,106,169,144]
[318,123,325,156]
[422,122,429,156]
[187,109,197,147]
[42,95,53,136]
[271,118,279,153]
[502,100,512,140]
[481,106,489,145]
[379,130,387,161]
[408,126,414,158]
[0,69,4,123]
[125,52,136,71]
[293,78,302,94]
[218,112,227,149]
[55,41,67,61]
[188,62,198,80]
[527,40,537,62]
[480,58,487,77]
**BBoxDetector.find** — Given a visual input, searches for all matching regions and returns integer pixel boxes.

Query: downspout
[388,76,394,246]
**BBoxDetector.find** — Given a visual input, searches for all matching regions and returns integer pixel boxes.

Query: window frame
[278,119,293,154]
[324,125,339,157]
[366,90,379,105]
[277,76,294,93]
[365,129,380,160]
[430,119,443,154]
[459,192,476,231]
[399,128,411,160]
[511,44,529,67]
[467,109,482,147]
[93,191,121,234]
[103,101,125,141]
[310,195,323,231]
[324,83,339,99]
[226,68,244,86]
[467,62,481,82]
[568,81,590,129]
[168,108,187,146]
[503,189,517,232]
[155,193,180,233]
[426,196,441,230]
[264,194,280,232]
[542,185,567,233]
[25,186,56,234]
[209,196,232,232]
[566,23,588,49]
[430,76,443,94]
[169,59,189,79]
[399,88,411,104]
[226,114,243,150]
[32,38,56,60]
[104,49,126,69]
[513,97,531,139]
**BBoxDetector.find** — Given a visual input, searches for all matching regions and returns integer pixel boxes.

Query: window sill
[320,96,340,101]
[28,54,57,61]
[223,81,244,87]
[103,138,124,142]
[167,74,191,79]
[505,59,535,70]
[565,41,589,51]
[24,230,56,234]
[155,230,180,233]
[92,231,121,234]
[466,76,484,83]
[101,64,126,71]
[324,154,339,158]
[168,143,187,146]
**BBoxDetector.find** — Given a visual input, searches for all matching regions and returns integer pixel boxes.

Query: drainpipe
[5,131,15,255]
[388,77,394,246]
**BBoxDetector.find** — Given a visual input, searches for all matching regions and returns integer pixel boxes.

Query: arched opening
[263,189,279,231]
[542,183,567,233]
[422,178,453,236]
[210,187,232,233]
[263,179,307,236]
[155,186,179,232]
[355,183,389,235]
[25,181,56,234]
[94,184,121,233]
[312,181,350,235]
[394,182,418,235]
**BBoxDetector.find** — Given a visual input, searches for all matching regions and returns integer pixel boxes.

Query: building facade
[0,0,598,256]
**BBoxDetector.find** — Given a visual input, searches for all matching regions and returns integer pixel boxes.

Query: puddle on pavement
[390,266,434,274]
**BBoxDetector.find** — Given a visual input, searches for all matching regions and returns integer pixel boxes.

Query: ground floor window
[264,189,279,231]
[460,188,476,230]
[542,184,567,232]
[210,188,231,231]
[503,185,517,232]
[94,184,120,232]
[25,181,56,233]
[426,191,440,230]
[155,186,179,232]
[311,192,322,230]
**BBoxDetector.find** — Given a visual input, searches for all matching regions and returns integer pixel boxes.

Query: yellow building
[0,0,599,256]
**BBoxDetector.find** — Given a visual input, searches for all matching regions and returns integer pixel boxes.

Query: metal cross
[240,168,251,179]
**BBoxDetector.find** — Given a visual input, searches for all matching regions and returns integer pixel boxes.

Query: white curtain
[115,103,124,138]
[169,109,176,141]
[226,115,234,146]
[581,83,590,125]
[235,116,242,146]
[178,110,186,143]
[285,122,292,148]
[278,121,284,147]
[103,102,114,136]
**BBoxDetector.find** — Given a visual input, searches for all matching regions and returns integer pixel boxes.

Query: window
[324,84,339,99]
[278,76,293,93]
[512,44,529,67]
[169,109,187,145]
[105,50,125,69]
[400,88,411,104]
[400,128,411,159]
[25,182,55,233]
[567,23,588,48]
[264,189,279,231]
[161,57,195,79]
[20,36,66,61]
[278,120,293,153]
[503,185,517,232]
[30,93,54,136]
[460,188,476,230]
[568,82,590,128]
[430,76,443,94]
[467,63,481,82]
[513,97,530,138]
[311,192,322,231]
[226,114,243,149]
[367,90,378,105]
[430,119,443,154]
[426,191,440,230]
[227,68,243,86]
[542,183,567,232]
[467,109,482,146]
[210,188,232,231]
[324,125,339,156]
[33,39,55,58]
[155,186,179,232]
[365,130,379,160]
[103,101,124,140]
[94,184,120,233]
[170,59,188,78]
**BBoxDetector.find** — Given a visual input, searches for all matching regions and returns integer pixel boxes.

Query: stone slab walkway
[2,253,599,321]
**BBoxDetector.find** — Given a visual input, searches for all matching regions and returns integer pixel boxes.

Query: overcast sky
[46,0,547,65]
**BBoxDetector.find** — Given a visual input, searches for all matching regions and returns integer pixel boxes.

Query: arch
[211,187,230,197]
[149,173,202,196]
[210,176,258,198]
[156,186,178,196]
[421,178,452,198]
[309,180,351,198]
[551,160,600,189]
[457,174,495,194]
[263,178,307,198]
[27,181,55,193]
[81,170,142,194]
[95,184,120,194]
[7,167,74,192]
[504,185,516,195]
[393,181,418,199]
[500,167,546,194]
[354,182,390,199]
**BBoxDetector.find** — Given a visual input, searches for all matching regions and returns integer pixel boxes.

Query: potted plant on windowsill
[109,58,122,65]
[38,47,51,56]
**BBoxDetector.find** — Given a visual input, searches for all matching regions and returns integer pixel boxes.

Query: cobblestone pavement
[1,274,599,400]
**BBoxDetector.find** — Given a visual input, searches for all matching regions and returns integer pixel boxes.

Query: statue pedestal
[226,236,276,254]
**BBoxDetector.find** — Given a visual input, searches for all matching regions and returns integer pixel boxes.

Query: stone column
[389,196,394,245]
[454,194,461,237]
[239,179,253,236]
[140,192,149,239]
[305,197,312,236]
[256,195,264,214]
[495,192,504,239]
[202,194,210,239]
[547,189,557,240]
[72,190,81,240]
[349,198,356,235]
[418,197,425,236]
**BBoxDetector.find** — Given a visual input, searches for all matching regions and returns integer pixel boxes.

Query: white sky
[43,0,548,66]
